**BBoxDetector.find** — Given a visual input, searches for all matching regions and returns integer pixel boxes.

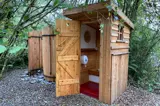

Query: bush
[129,22,160,91]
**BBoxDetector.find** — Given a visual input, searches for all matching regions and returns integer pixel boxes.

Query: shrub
[129,22,160,91]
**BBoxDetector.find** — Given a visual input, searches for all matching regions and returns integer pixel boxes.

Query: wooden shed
[28,2,134,105]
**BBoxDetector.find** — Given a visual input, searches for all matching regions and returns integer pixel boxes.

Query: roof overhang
[63,2,134,29]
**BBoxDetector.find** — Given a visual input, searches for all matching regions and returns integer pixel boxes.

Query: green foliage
[9,46,24,54]
[0,74,2,80]
[106,5,112,11]
[54,0,60,6]
[100,23,104,35]
[61,3,73,9]
[0,45,7,53]
[53,28,60,35]
[129,22,160,91]
[7,51,28,69]
[114,0,160,92]
[0,0,67,77]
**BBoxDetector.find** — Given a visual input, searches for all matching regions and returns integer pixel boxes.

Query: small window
[118,25,124,41]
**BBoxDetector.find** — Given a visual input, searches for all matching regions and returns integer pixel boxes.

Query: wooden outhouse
[28,2,134,105]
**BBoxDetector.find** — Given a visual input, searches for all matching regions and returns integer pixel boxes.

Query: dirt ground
[0,69,159,106]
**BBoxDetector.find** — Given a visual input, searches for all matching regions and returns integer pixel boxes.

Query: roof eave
[63,2,134,29]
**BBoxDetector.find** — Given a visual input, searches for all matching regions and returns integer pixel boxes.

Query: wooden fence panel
[28,30,42,74]
[39,31,43,68]
[42,27,56,82]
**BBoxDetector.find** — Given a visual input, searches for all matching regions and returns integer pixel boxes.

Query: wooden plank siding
[39,31,43,69]
[80,70,89,84]
[81,51,97,70]
[110,19,130,103]
[28,30,42,74]
[111,54,129,103]
[42,27,56,82]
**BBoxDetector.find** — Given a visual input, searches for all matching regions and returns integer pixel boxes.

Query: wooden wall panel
[39,31,43,68]
[80,71,89,84]
[111,20,131,51]
[111,54,129,103]
[42,27,56,82]
[123,33,130,39]
[81,51,97,70]
[111,20,131,42]
[96,30,100,69]
[111,49,129,54]
[111,30,118,37]
[112,20,131,32]
[110,19,131,103]
[111,55,120,102]
[80,50,97,84]
[28,31,42,74]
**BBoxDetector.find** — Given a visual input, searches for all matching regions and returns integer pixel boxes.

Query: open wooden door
[56,19,80,96]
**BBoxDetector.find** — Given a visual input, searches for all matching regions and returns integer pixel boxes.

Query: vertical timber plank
[99,18,112,104]
[39,31,43,68]
[56,20,61,96]
[28,31,41,73]
[42,27,56,81]
[111,55,120,103]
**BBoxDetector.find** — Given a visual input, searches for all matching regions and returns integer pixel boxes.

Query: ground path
[0,69,159,106]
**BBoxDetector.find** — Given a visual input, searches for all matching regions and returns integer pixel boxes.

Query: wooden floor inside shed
[80,81,99,99]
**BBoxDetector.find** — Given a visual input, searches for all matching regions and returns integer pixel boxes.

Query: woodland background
[0,0,159,92]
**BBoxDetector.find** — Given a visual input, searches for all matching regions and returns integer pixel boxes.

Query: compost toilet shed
[28,1,134,104]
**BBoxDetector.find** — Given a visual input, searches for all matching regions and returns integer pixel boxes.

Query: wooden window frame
[117,24,125,42]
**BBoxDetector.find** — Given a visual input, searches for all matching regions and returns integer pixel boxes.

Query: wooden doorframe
[99,18,112,104]
[55,18,112,103]
[79,19,112,104]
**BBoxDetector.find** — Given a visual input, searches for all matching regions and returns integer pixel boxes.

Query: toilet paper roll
[81,55,88,65]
